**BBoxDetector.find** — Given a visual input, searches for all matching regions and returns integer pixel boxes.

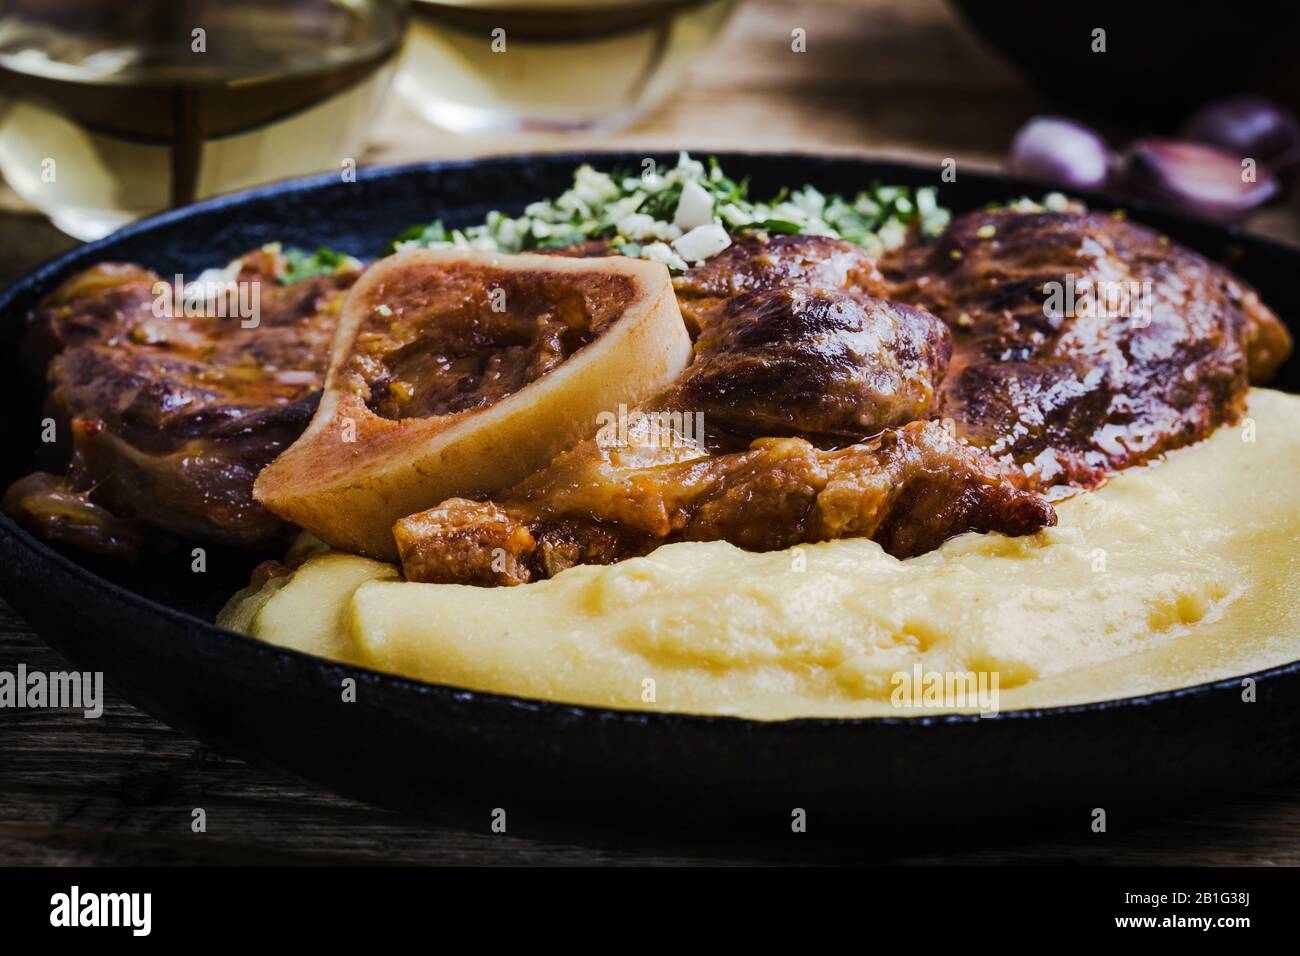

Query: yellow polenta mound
[220,388,1300,720]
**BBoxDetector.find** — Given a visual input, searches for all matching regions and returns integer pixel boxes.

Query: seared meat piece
[672,233,888,335]
[394,260,1046,586]
[253,249,690,562]
[392,282,975,585]
[20,199,1289,585]
[552,233,889,338]
[883,208,1293,488]
[669,287,951,442]
[396,420,1055,586]
[2,471,144,560]
[810,424,1056,556]
[6,250,356,553]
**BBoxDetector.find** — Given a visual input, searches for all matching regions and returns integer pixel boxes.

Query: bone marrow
[352,260,637,420]
[253,249,693,561]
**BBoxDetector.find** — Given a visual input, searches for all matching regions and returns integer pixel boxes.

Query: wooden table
[3,0,1298,865]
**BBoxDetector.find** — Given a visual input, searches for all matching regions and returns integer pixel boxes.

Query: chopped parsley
[279,247,357,284]
[388,152,952,272]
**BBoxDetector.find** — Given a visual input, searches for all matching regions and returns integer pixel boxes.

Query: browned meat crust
[7,250,355,552]
[395,420,1055,586]
[672,233,888,335]
[882,208,1293,489]
[11,208,1291,581]
[670,287,951,442]
[396,282,1047,586]
[395,212,1294,587]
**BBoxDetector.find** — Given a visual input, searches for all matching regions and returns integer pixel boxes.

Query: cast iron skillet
[2,153,1298,845]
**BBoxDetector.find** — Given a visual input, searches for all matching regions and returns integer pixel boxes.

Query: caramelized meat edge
[882,208,1293,488]
[11,213,1290,579]
[673,286,951,442]
[5,250,354,554]
[397,262,1050,585]
[396,215,1293,585]
[396,420,1055,586]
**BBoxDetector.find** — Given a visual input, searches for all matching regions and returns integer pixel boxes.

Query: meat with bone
[10,206,1290,578]
[394,283,1049,586]
[395,209,1293,586]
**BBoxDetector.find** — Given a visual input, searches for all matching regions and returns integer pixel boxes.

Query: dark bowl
[949,0,1300,123]
[2,152,1298,845]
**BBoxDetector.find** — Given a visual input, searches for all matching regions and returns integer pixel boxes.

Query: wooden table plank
[2,0,1298,865]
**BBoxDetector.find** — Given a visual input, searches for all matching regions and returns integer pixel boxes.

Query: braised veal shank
[7,207,1291,584]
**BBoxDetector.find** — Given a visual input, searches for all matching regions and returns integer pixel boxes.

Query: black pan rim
[2,149,1296,732]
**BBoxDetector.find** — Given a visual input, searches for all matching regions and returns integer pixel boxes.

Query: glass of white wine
[0,0,408,240]
[397,0,737,132]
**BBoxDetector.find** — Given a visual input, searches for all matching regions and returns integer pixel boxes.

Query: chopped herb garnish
[388,152,952,272]
[280,247,356,284]
[388,222,448,249]
[745,218,803,235]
